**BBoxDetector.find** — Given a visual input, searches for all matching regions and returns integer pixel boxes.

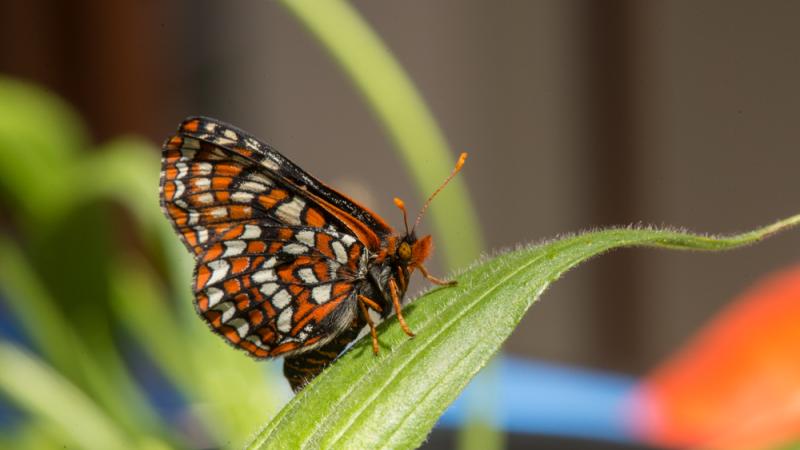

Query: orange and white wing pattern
[160,117,388,359]
[193,224,367,357]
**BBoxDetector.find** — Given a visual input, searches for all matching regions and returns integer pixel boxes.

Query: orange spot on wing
[313,262,329,281]
[167,204,187,225]
[196,293,209,312]
[235,293,250,310]
[222,326,241,344]
[256,326,276,344]
[305,208,326,227]
[183,119,200,133]
[203,243,224,261]
[316,233,333,258]
[230,257,250,274]
[216,191,230,202]
[278,266,296,283]
[292,298,342,334]
[240,340,268,357]
[259,189,288,209]
[248,309,264,326]
[247,241,267,253]
[235,147,253,157]
[163,181,176,200]
[229,205,251,220]
[268,242,283,253]
[211,176,233,190]
[184,230,198,247]
[270,341,299,356]
[222,225,245,240]
[278,228,294,240]
[224,278,240,295]
[332,282,351,298]
[164,166,178,179]
[165,138,183,151]
[196,265,211,289]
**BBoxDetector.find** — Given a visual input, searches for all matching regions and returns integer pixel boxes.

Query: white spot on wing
[298,268,317,284]
[193,177,210,189]
[196,162,212,176]
[261,157,280,171]
[247,172,273,185]
[296,230,315,246]
[207,260,230,285]
[277,307,293,333]
[206,287,223,308]
[260,282,279,297]
[213,301,235,323]
[312,284,332,304]
[175,162,188,179]
[261,257,277,269]
[213,136,236,146]
[174,180,185,199]
[240,181,268,193]
[331,241,348,264]
[223,129,238,140]
[210,207,227,218]
[283,243,307,255]
[242,225,261,239]
[272,289,291,308]
[245,137,261,151]
[195,192,213,204]
[196,227,209,243]
[229,318,249,338]
[275,197,306,225]
[252,269,276,283]
[223,240,246,257]
[341,235,356,246]
[231,191,254,203]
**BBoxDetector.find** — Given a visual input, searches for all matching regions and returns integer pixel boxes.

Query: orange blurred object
[631,264,800,449]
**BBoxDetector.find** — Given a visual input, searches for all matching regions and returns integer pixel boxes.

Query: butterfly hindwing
[193,224,366,357]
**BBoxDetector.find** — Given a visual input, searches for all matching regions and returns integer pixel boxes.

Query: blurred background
[1,1,799,449]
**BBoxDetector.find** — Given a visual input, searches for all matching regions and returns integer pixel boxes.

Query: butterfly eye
[398,241,412,261]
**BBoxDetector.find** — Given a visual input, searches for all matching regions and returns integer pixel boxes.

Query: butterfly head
[391,151,467,273]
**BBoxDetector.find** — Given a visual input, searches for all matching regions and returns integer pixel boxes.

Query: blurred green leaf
[0,341,133,450]
[247,214,800,449]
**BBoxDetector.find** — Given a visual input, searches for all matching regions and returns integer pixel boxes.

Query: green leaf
[0,341,133,450]
[247,214,800,450]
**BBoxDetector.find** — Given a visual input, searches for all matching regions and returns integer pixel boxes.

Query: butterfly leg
[388,278,415,337]
[357,295,381,354]
[416,264,457,286]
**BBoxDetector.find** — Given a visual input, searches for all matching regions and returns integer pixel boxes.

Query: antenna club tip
[393,197,406,209]
[456,152,468,169]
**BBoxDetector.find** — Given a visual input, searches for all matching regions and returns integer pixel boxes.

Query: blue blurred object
[438,356,637,443]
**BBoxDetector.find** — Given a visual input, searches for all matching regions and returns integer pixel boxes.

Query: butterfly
[160,117,466,391]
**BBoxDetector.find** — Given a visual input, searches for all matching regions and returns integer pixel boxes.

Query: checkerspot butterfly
[160,117,466,391]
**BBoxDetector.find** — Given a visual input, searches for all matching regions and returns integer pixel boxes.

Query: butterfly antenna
[412,152,468,233]
[393,197,411,235]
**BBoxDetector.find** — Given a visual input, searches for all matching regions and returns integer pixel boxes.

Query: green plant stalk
[247,214,800,450]
[278,0,484,270]
[0,341,133,450]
